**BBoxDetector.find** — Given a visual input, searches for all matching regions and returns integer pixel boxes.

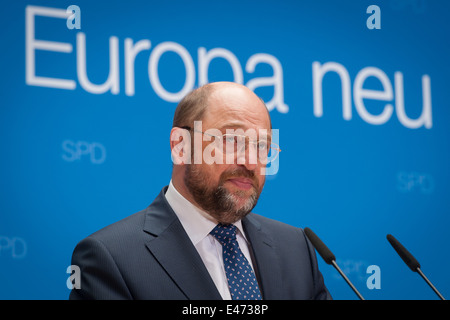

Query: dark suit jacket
[69,186,331,300]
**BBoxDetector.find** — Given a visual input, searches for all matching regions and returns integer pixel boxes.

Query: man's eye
[225,136,236,143]
[258,142,268,150]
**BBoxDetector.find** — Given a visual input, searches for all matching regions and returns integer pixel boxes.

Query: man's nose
[236,144,258,171]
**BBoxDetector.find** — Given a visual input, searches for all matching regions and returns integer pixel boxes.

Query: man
[69,82,331,300]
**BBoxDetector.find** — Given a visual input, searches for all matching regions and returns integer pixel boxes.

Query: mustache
[220,167,259,187]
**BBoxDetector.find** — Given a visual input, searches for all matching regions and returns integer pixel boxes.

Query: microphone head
[304,227,336,265]
[387,234,421,272]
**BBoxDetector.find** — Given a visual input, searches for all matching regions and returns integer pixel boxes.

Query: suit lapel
[143,187,222,300]
[243,214,283,300]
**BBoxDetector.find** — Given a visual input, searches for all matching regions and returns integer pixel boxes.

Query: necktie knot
[210,223,237,244]
[209,223,262,300]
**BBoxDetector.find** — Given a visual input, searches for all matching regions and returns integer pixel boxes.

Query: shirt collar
[164,180,247,245]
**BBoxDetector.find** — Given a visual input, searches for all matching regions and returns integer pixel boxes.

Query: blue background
[1,0,449,300]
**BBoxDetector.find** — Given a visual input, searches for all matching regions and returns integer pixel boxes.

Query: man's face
[184,84,271,224]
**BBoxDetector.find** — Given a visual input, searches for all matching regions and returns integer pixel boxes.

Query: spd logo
[62,140,106,164]
[0,236,27,259]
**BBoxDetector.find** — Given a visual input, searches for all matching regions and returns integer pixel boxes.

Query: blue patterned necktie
[210,223,262,300]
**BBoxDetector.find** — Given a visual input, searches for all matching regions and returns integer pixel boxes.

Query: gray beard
[184,165,260,224]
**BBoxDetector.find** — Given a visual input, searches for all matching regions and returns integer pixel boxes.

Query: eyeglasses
[180,126,281,162]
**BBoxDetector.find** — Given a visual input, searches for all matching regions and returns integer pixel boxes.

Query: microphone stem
[416,268,445,300]
[331,260,365,300]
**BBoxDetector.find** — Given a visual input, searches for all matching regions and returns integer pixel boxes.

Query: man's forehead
[199,83,272,130]
[208,84,263,109]
[216,123,273,141]
[205,113,271,132]
[218,122,271,132]
[204,100,270,125]
[217,120,248,130]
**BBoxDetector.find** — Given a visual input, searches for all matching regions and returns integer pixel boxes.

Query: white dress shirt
[164,180,257,300]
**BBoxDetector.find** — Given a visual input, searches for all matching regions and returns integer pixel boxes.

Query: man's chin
[219,189,258,219]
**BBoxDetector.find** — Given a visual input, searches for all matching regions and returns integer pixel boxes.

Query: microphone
[304,227,365,300]
[386,234,445,300]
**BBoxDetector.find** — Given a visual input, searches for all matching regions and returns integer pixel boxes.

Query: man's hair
[172,83,271,129]
[172,85,214,128]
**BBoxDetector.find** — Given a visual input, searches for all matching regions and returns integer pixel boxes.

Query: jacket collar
[242,214,283,300]
[143,186,282,300]
[143,186,222,300]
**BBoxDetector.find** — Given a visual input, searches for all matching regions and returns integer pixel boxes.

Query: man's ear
[170,127,192,165]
